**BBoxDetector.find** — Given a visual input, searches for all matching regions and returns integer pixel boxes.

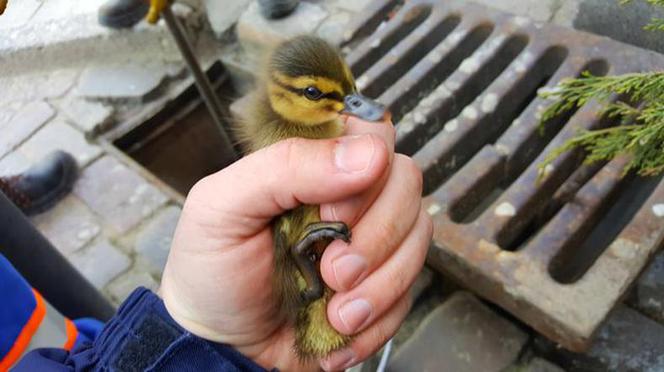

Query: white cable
[376,338,394,372]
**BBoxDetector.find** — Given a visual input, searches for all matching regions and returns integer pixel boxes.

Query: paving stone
[237,1,328,55]
[75,63,173,103]
[31,195,101,255]
[74,156,169,234]
[329,0,374,13]
[0,70,78,107]
[525,358,566,372]
[69,238,131,290]
[19,121,102,166]
[60,97,114,136]
[626,251,664,323]
[468,0,556,22]
[387,291,528,372]
[204,0,252,37]
[317,10,352,46]
[536,305,664,372]
[0,101,55,158]
[506,357,566,372]
[135,206,181,276]
[107,268,159,304]
[0,151,31,176]
[573,0,664,54]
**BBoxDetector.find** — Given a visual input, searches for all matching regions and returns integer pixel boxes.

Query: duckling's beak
[342,94,387,122]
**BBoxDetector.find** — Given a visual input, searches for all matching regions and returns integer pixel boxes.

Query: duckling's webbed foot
[292,222,351,303]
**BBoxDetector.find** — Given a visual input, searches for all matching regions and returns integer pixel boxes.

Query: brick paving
[1,0,663,370]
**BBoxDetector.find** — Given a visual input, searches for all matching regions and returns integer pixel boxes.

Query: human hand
[159,117,432,371]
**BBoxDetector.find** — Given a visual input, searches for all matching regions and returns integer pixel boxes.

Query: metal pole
[162,6,238,161]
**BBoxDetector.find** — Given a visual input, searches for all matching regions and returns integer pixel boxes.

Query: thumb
[186,134,389,236]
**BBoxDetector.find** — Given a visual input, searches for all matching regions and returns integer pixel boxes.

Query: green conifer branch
[539,74,664,177]
[538,0,664,178]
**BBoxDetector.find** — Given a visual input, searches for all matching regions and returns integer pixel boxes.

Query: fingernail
[335,135,375,173]
[333,254,367,290]
[338,298,372,333]
[321,348,356,371]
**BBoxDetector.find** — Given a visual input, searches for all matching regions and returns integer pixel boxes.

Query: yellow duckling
[235,35,386,360]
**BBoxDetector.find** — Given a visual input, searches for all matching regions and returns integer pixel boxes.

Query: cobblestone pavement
[2,0,663,371]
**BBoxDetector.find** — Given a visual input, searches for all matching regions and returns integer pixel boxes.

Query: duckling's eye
[303,86,323,100]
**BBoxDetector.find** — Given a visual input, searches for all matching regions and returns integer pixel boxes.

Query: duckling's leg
[292,222,351,302]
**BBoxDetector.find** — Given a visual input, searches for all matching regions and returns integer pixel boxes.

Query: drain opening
[445,57,608,224]
[362,15,462,98]
[423,45,568,199]
[391,24,495,125]
[114,62,238,195]
[351,4,433,77]
[397,30,525,156]
[494,109,627,251]
[549,172,663,283]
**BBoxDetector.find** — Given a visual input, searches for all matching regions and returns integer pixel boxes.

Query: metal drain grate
[343,0,664,351]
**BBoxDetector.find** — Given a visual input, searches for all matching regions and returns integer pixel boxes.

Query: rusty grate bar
[344,0,664,352]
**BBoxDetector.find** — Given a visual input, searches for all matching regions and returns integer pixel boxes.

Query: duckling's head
[265,35,385,126]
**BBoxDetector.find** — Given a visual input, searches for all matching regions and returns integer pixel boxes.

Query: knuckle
[385,267,408,301]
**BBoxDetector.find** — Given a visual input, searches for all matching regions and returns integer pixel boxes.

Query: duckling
[235,35,386,360]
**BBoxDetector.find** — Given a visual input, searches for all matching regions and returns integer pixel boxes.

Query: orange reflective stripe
[0,289,46,371]
[62,318,78,351]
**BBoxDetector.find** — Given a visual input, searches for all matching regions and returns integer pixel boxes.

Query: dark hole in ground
[114,62,238,195]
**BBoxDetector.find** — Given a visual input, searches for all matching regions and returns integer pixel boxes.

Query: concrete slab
[573,0,664,54]
[75,64,174,103]
[388,292,527,372]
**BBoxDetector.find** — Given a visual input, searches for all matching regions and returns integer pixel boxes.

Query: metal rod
[162,6,238,161]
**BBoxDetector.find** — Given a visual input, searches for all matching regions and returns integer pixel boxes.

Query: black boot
[98,0,149,29]
[0,151,78,216]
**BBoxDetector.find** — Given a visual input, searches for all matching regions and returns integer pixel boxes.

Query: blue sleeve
[14,288,269,372]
